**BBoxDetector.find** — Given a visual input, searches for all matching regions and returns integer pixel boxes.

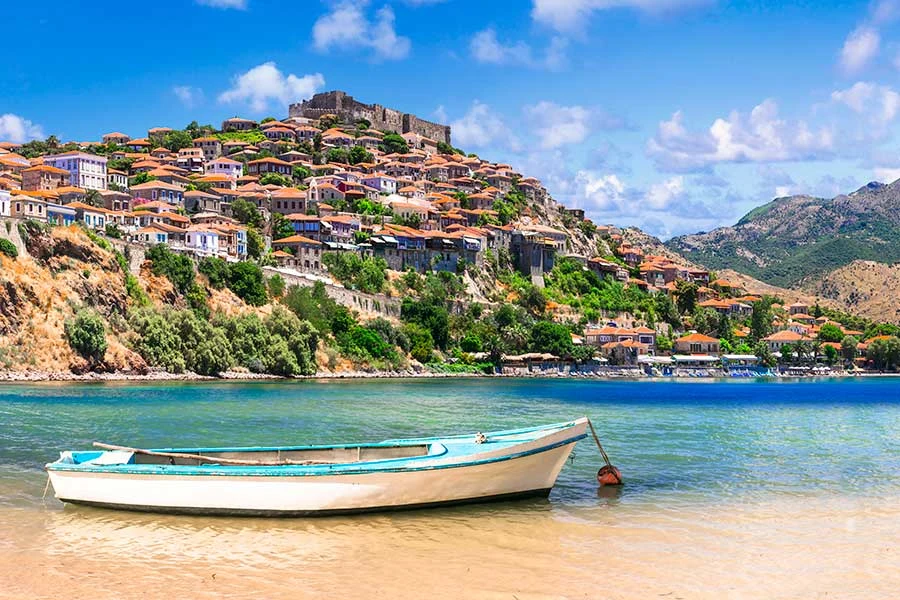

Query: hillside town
[1,90,898,378]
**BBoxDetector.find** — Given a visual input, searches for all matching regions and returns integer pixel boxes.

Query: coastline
[0,367,890,383]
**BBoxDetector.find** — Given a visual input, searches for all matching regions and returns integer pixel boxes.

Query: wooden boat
[45,418,589,516]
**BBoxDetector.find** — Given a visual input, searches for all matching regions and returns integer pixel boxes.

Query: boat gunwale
[46,430,588,478]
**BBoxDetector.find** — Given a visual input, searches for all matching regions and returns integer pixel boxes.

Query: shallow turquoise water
[2,377,899,510]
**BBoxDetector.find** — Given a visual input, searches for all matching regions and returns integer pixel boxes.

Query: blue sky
[2,0,900,238]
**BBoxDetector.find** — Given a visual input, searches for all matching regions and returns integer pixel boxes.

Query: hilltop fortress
[289,91,451,145]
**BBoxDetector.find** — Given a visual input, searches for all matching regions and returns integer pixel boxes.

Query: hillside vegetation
[666,181,900,288]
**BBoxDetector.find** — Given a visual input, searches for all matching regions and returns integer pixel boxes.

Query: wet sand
[2,493,897,600]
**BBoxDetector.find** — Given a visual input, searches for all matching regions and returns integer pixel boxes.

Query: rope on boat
[586,418,623,486]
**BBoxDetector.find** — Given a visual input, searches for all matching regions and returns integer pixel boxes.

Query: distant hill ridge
[666,180,900,288]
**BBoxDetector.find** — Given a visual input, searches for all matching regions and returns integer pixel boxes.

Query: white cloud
[839,26,880,73]
[449,101,520,151]
[312,2,411,61]
[831,81,900,123]
[647,100,835,171]
[645,175,686,209]
[218,62,324,113]
[0,114,44,143]
[531,0,711,33]
[874,166,900,182]
[196,0,246,8]
[469,28,566,69]
[172,85,203,108]
[577,171,628,211]
[523,101,593,149]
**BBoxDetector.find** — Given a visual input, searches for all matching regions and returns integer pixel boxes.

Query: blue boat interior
[47,420,585,476]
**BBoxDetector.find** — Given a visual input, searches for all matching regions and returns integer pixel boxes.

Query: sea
[1,377,898,599]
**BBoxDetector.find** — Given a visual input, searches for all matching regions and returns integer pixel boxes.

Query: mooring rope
[586,418,613,468]
[41,472,51,502]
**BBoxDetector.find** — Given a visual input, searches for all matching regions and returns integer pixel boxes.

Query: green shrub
[128,308,186,372]
[0,238,17,259]
[198,256,229,289]
[226,261,267,306]
[322,252,388,294]
[186,284,210,320]
[65,309,108,361]
[105,224,122,239]
[125,274,150,306]
[402,323,434,363]
[460,333,483,353]
[267,274,286,298]
[342,326,392,359]
[146,244,194,294]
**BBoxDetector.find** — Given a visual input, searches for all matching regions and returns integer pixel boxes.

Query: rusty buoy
[597,464,623,486]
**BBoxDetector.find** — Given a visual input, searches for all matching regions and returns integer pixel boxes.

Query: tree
[754,341,776,368]
[322,252,387,294]
[716,312,734,344]
[343,326,393,359]
[518,284,547,317]
[65,309,108,362]
[84,189,103,208]
[401,297,449,350]
[325,147,350,164]
[128,308,186,372]
[867,336,900,370]
[198,256,230,289]
[530,321,574,358]
[348,145,374,165]
[267,274,286,298]
[163,130,194,152]
[227,261,268,306]
[841,335,859,363]
[675,281,698,314]
[379,132,409,154]
[492,199,516,225]
[402,323,434,363]
[460,333,483,353]
[231,198,264,229]
[130,172,156,186]
[146,244,194,294]
[750,298,774,342]
[258,172,291,187]
[292,165,311,182]
[247,228,264,259]
[271,212,295,241]
[818,323,844,343]
[824,344,839,366]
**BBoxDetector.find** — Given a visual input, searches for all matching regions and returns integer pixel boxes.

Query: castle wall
[289,91,451,144]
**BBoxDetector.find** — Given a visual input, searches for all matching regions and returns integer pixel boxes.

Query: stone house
[674,333,721,355]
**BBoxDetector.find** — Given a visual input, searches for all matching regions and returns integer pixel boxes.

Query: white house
[205,157,243,180]
[43,151,108,191]
[361,175,397,195]
[108,169,129,191]
[0,189,9,217]
[185,226,220,255]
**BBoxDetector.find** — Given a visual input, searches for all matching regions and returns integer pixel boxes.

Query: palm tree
[85,189,102,208]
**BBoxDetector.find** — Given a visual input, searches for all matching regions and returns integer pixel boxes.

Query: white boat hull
[48,422,586,516]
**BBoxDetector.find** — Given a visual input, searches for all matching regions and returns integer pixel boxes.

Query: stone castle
[289,91,451,145]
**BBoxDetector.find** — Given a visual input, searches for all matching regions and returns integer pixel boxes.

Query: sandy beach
[1,494,897,600]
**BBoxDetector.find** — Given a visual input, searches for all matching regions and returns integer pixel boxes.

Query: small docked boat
[46,418,589,516]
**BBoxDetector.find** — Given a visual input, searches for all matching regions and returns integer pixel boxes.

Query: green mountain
[665,182,900,288]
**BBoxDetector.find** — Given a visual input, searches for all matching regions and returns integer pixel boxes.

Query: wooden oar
[92,442,332,466]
